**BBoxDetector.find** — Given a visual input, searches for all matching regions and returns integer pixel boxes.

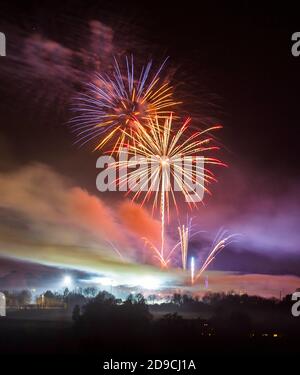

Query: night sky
[0,1,299,296]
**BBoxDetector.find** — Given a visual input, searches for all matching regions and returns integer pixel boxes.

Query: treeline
[69,290,300,355]
[1,289,299,355]
[2,287,297,314]
[2,290,32,307]
[2,287,99,309]
[151,291,296,315]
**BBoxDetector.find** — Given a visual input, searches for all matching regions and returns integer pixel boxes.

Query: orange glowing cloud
[0,163,163,264]
[118,201,161,245]
[68,187,125,243]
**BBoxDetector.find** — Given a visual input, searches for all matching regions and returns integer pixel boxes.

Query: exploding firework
[116,114,225,264]
[69,56,179,152]
[194,229,239,282]
[171,219,238,286]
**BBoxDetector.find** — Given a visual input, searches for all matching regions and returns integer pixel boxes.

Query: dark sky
[0,1,299,177]
[0,0,299,290]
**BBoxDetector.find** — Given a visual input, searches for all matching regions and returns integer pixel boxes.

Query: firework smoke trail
[70,56,179,152]
[194,229,239,282]
[115,115,226,265]
[1,20,116,118]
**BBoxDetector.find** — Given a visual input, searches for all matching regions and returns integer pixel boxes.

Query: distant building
[0,292,6,317]
[36,293,65,309]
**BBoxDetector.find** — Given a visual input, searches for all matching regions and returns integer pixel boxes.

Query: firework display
[2,3,300,363]
[71,56,234,286]
[115,115,225,263]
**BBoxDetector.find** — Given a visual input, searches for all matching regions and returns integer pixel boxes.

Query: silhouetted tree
[66,293,86,311]
[18,290,32,305]
[172,293,182,305]
[83,287,97,298]
[148,294,157,304]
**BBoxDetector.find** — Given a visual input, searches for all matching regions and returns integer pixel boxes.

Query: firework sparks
[178,224,189,270]
[106,240,125,262]
[68,51,230,274]
[69,56,179,152]
[194,229,239,282]
[177,218,204,270]
[115,115,225,265]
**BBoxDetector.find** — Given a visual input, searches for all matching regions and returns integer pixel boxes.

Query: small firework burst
[194,229,239,281]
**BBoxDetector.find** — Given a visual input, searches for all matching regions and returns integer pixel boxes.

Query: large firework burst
[69,56,179,152]
[114,114,226,263]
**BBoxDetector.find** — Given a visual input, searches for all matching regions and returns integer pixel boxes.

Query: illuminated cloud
[0,163,166,270]
[192,167,300,256]
[118,201,161,245]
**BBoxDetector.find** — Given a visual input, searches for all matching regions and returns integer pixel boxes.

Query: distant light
[62,275,72,288]
[99,277,113,286]
[273,333,278,338]
[138,276,160,290]
[85,275,162,290]
[90,276,116,286]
